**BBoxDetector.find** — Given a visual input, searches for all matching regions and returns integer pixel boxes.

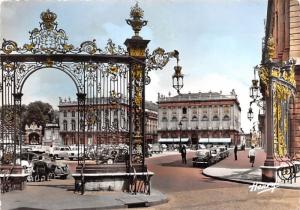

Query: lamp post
[178,121,182,151]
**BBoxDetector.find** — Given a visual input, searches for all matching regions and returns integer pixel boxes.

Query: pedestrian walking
[234,144,238,161]
[181,145,187,164]
[248,146,256,167]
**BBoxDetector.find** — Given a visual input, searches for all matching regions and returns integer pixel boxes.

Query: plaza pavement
[1,152,181,210]
[1,177,168,210]
[203,148,300,189]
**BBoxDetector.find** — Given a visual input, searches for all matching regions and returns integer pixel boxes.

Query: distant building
[145,101,158,144]
[157,90,241,147]
[43,123,61,146]
[58,97,158,145]
[24,122,43,145]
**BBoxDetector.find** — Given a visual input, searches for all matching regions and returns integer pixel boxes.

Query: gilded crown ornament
[41,9,57,30]
[126,2,148,39]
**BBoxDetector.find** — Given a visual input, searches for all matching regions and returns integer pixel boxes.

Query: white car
[68,146,85,160]
[50,146,70,160]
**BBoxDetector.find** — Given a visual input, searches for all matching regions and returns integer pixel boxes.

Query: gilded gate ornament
[0,4,184,170]
[267,36,275,61]
[126,2,148,38]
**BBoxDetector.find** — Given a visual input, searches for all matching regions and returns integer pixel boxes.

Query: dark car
[192,148,218,167]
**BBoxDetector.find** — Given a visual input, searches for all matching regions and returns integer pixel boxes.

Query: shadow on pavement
[28,183,74,191]
[160,158,207,170]
[10,208,45,210]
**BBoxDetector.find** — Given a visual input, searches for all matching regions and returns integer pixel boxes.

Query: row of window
[163,107,232,115]
[162,115,230,122]
[63,111,76,117]
[63,110,121,118]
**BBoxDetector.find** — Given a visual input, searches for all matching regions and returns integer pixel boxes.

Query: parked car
[210,147,221,161]
[47,161,69,179]
[192,148,218,167]
[217,146,230,159]
[152,144,162,154]
[49,146,70,160]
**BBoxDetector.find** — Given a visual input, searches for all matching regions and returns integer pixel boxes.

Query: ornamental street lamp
[247,107,254,121]
[172,57,184,94]
[249,66,260,100]
[178,121,183,150]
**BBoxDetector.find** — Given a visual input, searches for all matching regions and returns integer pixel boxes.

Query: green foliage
[21,101,54,132]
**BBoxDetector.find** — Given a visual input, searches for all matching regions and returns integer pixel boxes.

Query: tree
[21,101,54,132]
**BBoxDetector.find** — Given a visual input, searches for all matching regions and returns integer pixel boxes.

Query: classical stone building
[58,97,158,145]
[145,101,158,144]
[263,0,300,155]
[157,91,241,147]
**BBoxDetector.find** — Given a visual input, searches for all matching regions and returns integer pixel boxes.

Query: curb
[202,168,300,190]
[2,191,169,210]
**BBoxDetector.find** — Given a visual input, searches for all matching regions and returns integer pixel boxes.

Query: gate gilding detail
[0,4,183,168]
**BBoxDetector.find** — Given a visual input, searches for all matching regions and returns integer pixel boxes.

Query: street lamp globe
[247,107,254,121]
[249,79,259,100]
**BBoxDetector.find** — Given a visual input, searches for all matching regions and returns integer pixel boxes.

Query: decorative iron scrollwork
[146,48,179,71]
[0,10,128,56]
[104,39,127,55]
[2,39,18,54]
[80,40,98,55]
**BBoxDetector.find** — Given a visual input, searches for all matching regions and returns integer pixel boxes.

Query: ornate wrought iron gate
[0,4,182,169]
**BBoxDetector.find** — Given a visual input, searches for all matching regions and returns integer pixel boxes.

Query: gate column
[125,3,150,169]
[125,38,149,169]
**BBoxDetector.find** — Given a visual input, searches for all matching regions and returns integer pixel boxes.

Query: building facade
[24,122,43,145]
[157,91,241,147]
[43,123,61,146]
[263,0,300,156]
[145,101,158,144]
[58,97,158,146]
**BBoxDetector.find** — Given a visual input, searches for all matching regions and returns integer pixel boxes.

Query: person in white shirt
[248,146,256,167]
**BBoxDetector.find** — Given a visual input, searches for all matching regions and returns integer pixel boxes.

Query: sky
[0,0,268,132]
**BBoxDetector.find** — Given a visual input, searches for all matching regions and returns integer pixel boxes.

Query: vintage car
[217,146,230,159]
[47,161,69,179]
[49,146,70,160]
[67,146,87,160]
[192,148,218,167]
[152,143,163,154]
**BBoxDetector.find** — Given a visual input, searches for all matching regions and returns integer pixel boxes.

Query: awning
[158,138,189,143]
[199,138,231,143]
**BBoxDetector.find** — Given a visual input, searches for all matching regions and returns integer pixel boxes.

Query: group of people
[234,145,256,167]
